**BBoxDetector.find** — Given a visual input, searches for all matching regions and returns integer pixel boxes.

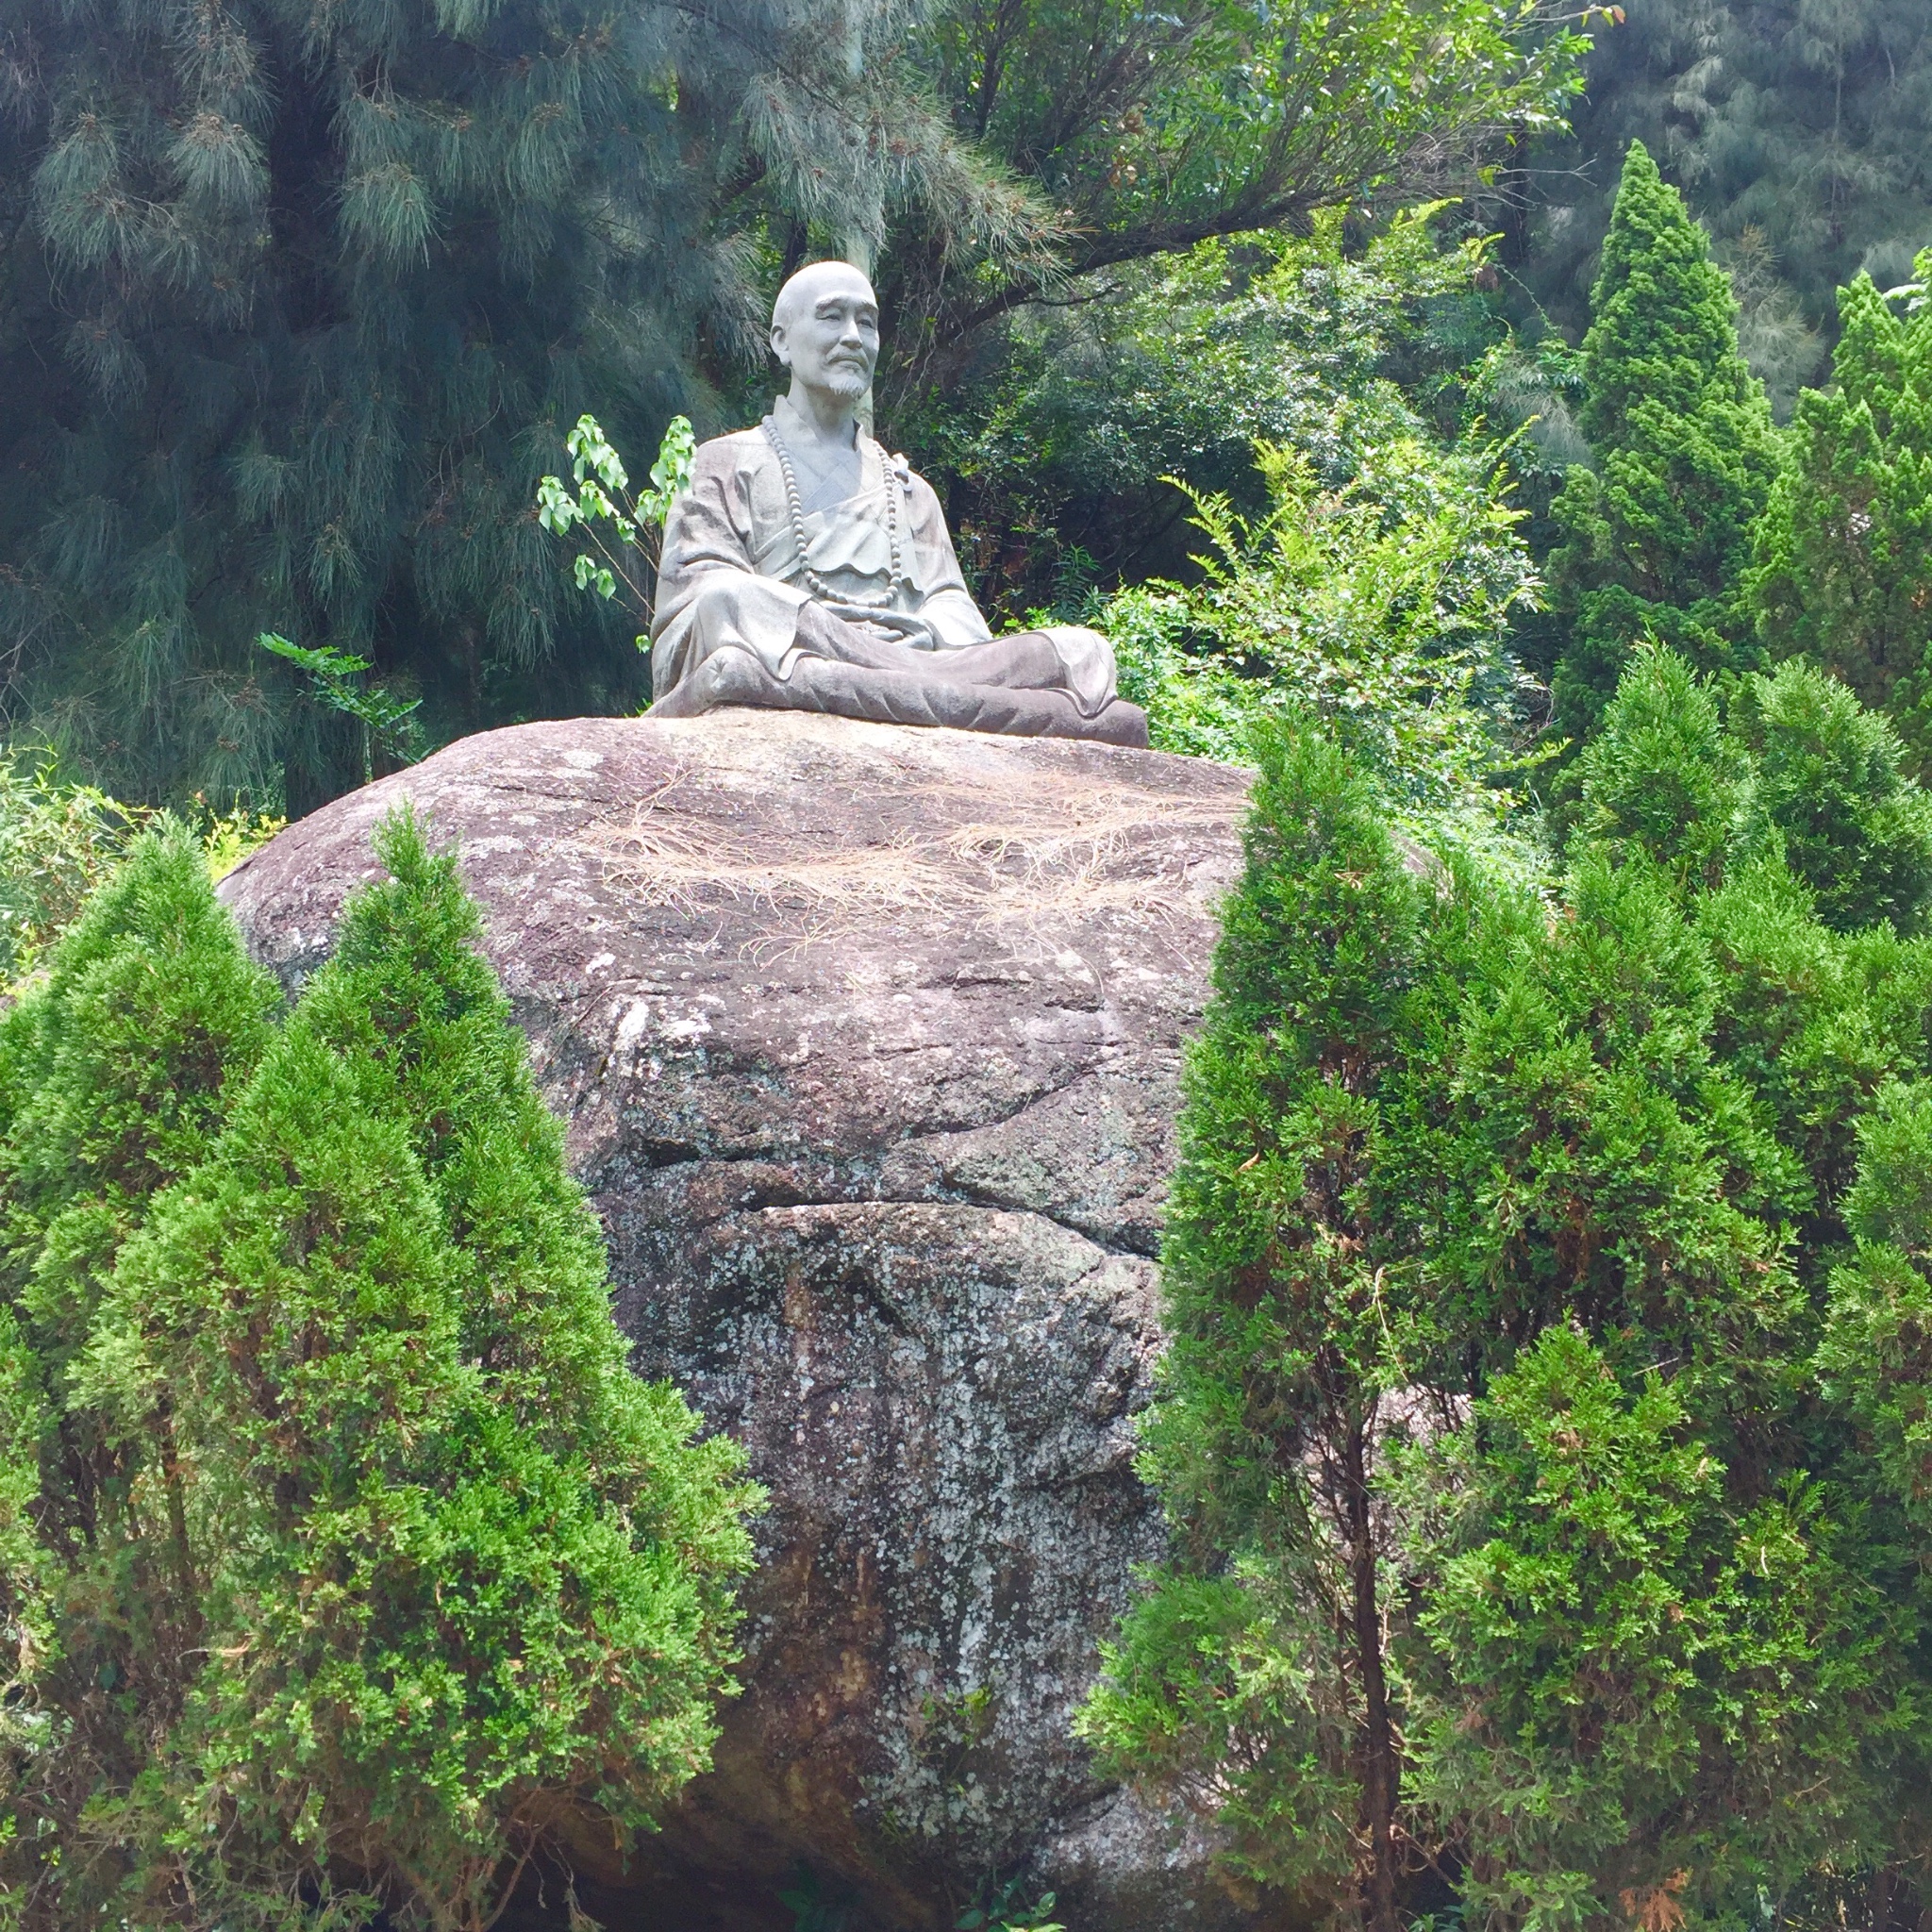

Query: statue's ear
[769,321,789,367]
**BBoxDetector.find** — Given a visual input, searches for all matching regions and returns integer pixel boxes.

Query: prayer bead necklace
[762,419,909,608]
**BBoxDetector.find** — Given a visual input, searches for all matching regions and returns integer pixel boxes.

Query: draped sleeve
[899,469,992,650]
[649,431,813,696]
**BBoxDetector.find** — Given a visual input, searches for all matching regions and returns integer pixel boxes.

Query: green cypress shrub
[0,823,283,1373]
[0,823,290,1924]
[1079,673,1932,1928]
[1821,1083,1932,1552]
[0,813,758,1928]
[1570,642,1749,889]
[1396,1321,1908,1928]
[1748,261,1932,764]
[1548,142,1782,743]
[1570,646,1932,933]
[1733,657,1932,935]
[1075,722,1512,1929]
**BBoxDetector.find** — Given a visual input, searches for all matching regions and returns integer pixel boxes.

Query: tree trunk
[1345,1419,1400,1932]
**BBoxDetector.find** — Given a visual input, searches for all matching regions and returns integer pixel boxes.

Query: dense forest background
[6,0,1924,813]
[1509,0,1932,404]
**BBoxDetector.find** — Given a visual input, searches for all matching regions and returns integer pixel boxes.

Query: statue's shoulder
[691,424,774,476]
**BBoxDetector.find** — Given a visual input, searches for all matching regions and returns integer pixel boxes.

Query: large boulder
[219,708,1259,1932]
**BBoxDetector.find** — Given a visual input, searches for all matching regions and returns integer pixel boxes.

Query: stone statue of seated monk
[647,261,1150,747]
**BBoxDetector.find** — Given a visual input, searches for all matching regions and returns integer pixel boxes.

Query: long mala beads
[762,420,909,608]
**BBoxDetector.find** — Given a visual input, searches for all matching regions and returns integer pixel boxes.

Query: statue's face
[771,264,879,405]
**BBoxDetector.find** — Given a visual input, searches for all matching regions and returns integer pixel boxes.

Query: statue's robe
[648,397,1146,744]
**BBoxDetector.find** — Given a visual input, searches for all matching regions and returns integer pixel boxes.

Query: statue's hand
[820,602,941,651]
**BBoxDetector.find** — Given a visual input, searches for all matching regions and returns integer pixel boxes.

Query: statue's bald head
[770,259,879,414]
[772,258,876,333]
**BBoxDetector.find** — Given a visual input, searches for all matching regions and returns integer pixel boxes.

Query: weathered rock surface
[219,708,1259,1932]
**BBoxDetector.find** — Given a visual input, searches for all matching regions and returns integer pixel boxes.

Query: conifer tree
[1076,723,1491,1932]
[1080,665,1932,1929]
[1734,657,1932,934]
[0,814,758,1928]
[0,0,1030,812]
[1548,142,1781,743]
[1567,642,1748,890]
[1566,646,1932,933]
[0,822,282,1370]
[0,824,295,1923]
[1748,261,1932,764]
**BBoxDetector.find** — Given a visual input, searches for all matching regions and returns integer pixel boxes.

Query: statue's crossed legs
[650,599,1150,747]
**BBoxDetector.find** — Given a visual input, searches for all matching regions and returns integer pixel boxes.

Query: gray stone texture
[219,708,1267,1932]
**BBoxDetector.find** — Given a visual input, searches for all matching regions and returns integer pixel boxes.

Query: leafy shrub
[0,752,284,991]
[957,1877,1063,1931]
[257,634,428,783]
[1081,646,1932,1930]
[1105,432,1541,804]
[535,413,697,643]
[0,813,758,1928]
[0,749,143,989]
[913,208,1523,620]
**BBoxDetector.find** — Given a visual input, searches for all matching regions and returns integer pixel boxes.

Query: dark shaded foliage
[0,0,1027,809]
[1507,0,1932,398]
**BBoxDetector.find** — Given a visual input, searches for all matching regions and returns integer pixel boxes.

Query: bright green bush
[1398,1324,1906,1932]
[1103,430,1543,854]
[1748,261,1932,765]
[1,750,284,991]
[1572,648,1932,934]
[1080,649,1932,1931]
[1822,1084,1932,1544]
[0,749,143,989]
[1734,657,1932,934]
[0,814,758,1929]
[1569,642,1749,889]
[1076,723,1501,1928]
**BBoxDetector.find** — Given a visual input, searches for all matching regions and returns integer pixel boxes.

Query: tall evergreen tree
[0,814,758,1927]
[0,0,1028,812]
[1546,142,1780,743]
[1078,657,1932,1930]
[1748,262,1932,763]
[1075,723,1492,1932]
